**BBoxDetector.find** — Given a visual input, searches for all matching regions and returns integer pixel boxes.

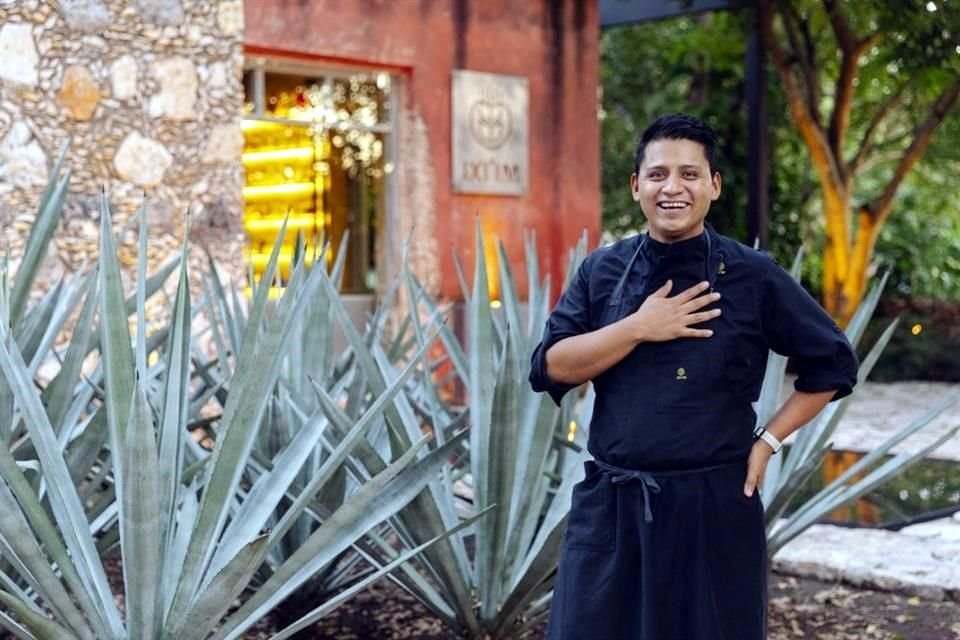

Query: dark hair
[633,113,719,175]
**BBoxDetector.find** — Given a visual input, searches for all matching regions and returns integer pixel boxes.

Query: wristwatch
[753,425,783,454]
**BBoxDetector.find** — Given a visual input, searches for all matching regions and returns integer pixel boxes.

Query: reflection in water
[787,448,960,528]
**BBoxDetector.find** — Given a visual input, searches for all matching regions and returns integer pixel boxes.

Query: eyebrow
[644,164,704,171]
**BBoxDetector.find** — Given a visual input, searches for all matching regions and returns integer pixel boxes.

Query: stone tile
[773,522,960,601]
[147,57,197,120]
[113,131,172,187]
[57,0,111,34]
[57,64,100,120]
[0,120,48,188]
[110,54,138,101]
[0,23,39,87]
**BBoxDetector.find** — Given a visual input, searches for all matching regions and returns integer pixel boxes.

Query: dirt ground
[2,564,957,639]
[291,571,960,639]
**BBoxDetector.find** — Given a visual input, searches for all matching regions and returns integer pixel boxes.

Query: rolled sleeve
[760,256,859,401]
[529,258,593,406]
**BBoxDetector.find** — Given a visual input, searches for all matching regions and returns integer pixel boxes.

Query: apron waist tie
[593,458,745,523]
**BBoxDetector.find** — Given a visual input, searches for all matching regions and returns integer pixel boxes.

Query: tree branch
[849,81,910,173]
[783,4,820,125]
[823,0,880,181]
[864,75,960,223]
[760,0,845,190]
[823,0,856,51]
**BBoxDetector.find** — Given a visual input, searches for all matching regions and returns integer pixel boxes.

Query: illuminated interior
[241,67,391,294]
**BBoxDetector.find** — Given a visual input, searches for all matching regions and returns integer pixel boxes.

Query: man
[529,114,858,639]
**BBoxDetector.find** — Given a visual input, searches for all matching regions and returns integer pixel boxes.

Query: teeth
[659,202,687,209]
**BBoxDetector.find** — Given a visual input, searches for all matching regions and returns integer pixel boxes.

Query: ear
[710,172,722,201]
[630,173,640,202]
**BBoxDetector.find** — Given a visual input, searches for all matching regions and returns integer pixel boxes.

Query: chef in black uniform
[529,114,858,640]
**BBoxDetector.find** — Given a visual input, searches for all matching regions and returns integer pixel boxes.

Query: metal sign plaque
[452,70,528,196]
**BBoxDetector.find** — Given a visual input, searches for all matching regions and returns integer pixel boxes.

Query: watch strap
[756,428,782,454]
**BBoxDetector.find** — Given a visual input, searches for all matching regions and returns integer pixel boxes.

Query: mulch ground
[265,571,960,639]
[2,566,957,638]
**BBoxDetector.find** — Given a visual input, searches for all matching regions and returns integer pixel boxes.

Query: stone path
[774,514,960,602]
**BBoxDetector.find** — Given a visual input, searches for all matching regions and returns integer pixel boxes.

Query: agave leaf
[265,326,439,546]
[166,216,293,603]
[64,408,108,486]
[10,164,70,327]
[14,278,62,370]
[162,484,199,618]
[0,590,77,640]
[214,432,469,640]
[98,192,135,505]
[409,275,468,386]
[204,251,242,359]
[504,398,558,584]
[469,219,497,606]
[496,239,526,356]
[757,350,791,492]
[0,332,124,636]
[770,425,960,554]
[177,536,271,640]
[0,424,106,635]
[482,325,521,616]
[158,229,191,562]
[167,243,321,627]
[0,480,94,638]
[763,444,830,528]
[400,267,473,586]
[41,271,98,437]
[843,271,889,349]
[205,411,327,581]
[352,528,459,625]
[0,608,34,640]
[494,522,565,638]
[784,318,900,482]
[306,362,481,636]
[270,508,493,640]
[121,383,161,640]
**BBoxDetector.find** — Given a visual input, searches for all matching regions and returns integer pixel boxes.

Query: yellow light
[243,214,317,240]
[242,182,315,202]
[243,285,285,300]
[911,324,923,335]
[490,300,502,309]
[567,420,577,442]
[241,146,315,166]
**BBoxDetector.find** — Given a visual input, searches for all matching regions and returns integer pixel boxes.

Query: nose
[662,172,683,195]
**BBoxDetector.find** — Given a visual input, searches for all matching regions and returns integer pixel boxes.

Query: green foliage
[600,4,960,301]
[861,297,960,382]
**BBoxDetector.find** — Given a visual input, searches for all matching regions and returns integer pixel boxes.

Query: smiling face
[630,138,722,243]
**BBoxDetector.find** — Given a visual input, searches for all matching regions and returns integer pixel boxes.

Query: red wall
[245,0,601,301]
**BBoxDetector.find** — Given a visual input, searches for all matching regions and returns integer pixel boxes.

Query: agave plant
[298,222,594,639]
[0,168,477,638]
[192,231,478,627]
[758,250,960,556]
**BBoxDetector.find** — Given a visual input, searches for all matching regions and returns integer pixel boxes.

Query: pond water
[785,448,960,528]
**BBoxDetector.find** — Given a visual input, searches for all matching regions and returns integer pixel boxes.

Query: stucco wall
[245,0,601,301]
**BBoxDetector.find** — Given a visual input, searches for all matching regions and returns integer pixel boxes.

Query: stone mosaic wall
[0,0,246,287]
